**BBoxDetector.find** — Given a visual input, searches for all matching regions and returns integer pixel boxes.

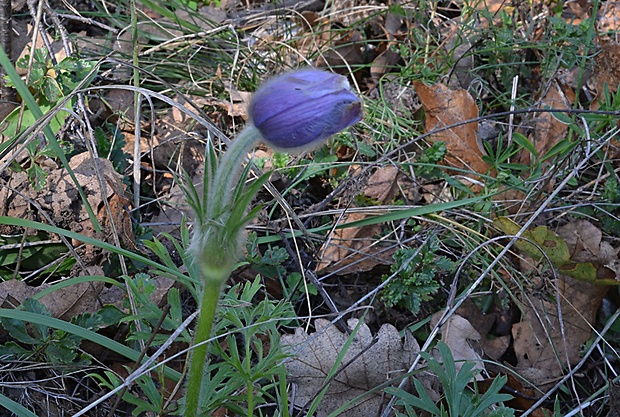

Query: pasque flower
[184,68,362,417]
[249,68,363,151]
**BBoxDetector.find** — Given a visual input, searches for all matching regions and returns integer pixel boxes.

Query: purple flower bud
[249,68,363,151]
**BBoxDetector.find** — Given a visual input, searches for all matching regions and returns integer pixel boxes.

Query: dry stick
[507,75,519,147]
[55,14,118,33]
[379,127,619,417]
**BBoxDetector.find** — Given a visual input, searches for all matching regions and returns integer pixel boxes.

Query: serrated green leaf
[1,316,37,345]
[0,341,31,359]
[45,337,78,364]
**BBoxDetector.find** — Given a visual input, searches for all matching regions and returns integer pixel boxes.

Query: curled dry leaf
[412,81,491,189]
[431,312,485,379]
[281,318,419,417]
[517,80,574,167]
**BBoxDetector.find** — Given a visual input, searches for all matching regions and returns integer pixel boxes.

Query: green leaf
[493,217,571,265]
[21,299,51,341]
[41,75,63,103]
[26,163,49,191]
[0,234,68,270]
[494,217,619,285]
[45,336,79,364]
[0,341,31,359]
[0,216,190,285]
[469,375,512,416]
[388,379,442,415]
[1,300,46,345]
[512,132,537,157]
[540,138,578,162]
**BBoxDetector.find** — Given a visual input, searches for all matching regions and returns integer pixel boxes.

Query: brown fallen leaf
[412,81,491,188]
[455,299,511,362]
[0,152,135,266]
[563,0,592,24]
[590,39,620,109]
[517,80,574,166]
[281,318,419,417]
[0,268,104,322]
[317,166,402,274]
[504,219,612,388]
[431,312,485,379]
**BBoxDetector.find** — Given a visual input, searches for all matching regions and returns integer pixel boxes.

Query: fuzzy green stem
[247,382,254,417]
[185,274,227,417]
[208,125,262,218]
[185,125,263,417]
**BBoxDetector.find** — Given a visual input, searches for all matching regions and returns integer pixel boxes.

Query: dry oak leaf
[281,318,419,417]
[412,81,491,185]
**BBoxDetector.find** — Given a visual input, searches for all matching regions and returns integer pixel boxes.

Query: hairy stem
[185,274,226,417]
[185,122,262,417]
[208,125,261,218]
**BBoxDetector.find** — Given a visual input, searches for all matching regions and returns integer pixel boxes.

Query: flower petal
[249,68,363,150]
